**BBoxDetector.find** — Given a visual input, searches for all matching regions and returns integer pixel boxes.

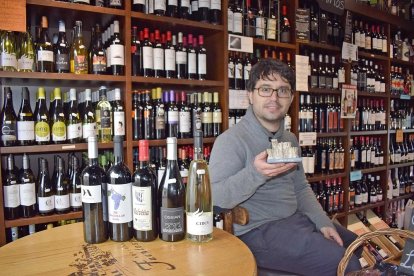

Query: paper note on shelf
[295,55,309,92]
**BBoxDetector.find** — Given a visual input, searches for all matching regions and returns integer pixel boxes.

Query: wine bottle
[107,135,133,242]
[81,135,108,244]
[154,0,167,15]
[164,31,176,78]
[69,155,82,212]
[108,0,123,9]
[37,158,54,215]
[191,0,199,20]
[176,32,187,79]
[66,88,82,143]
[167,0,178,17]
[154,87,166,139]
[178,91,192,138]
[109,20,124,75]
[197,35,207,80]
[1,87,17,146]
[95,86,112,143]
[19,154,37,218]
[17,28,35,72]
[3,154,20,220]
[36,16,54,72]
[132,0,145,12]
[131,26,141,76]
[112,88,125,139]
[178,0,190,19]
[54,156,70,214]
[82,89,97,142]
[54,20,70,73]
[202,92,213,137]
[141,28,154,77]
[192,92,203,136]
[159,137,186,241]
[70,21,88,74]
[186,130,213,242]
[90,24,107,75]
[16,87,34,145]
[143,90,155,139]
[1,31,17,71]
[153,29,165,78]
[132,140,158,241]
[198,0,209,22]
[132,91,143,140]
[280,5,291,43]
[210,0,221,24]
[212,92,222,137]
[187,34,197,80]
[167,90,179,137]
[49,88,66,144]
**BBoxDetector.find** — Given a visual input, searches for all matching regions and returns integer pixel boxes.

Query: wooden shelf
[390,58,414,67]
[361,166,387,174]
[330,212,347,219]
[317,132,348,138]
[0,142,121,154]
[307,172,347,183]
[297,41,341,52]
[131,11,223,34]
[345,1,412,31]
[389,162,414,169]
[357,91,388,98]
[5,211,82,228]
[350,130,388,136]
[307,87,341,94]
[27,0,126,15]
[388,193,414,203]
[348,201,385,215]
[131,76,224,87]
[139,137,216,147]
[390,94,412,100]
[358,50,389,61]
[388,129,414,134]
[252,38,296,49]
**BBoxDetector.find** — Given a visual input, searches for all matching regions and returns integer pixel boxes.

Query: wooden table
[0,222,257,276]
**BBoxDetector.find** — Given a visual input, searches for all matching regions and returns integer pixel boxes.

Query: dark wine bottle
[209,0,221,24]
[109,20,125,76]
[3,154,20,220]
[167,90,179,137]
[19,154,37,218]
[153,29,165,78]
[154,87,166,139]
[159,137,186,241]
[167,0,178,17]
[1,87,17,146]
[178,91,192,138]
[54,156,70,214]
[141,28,154,77]
[81,136,108,244]
[89,24,107,75]
[154,0,167,15]
[164,31,176,78]
[132,140,158,241]
[143,90,155,139]
[54,20,70,73]
[176,32,187,79]
[36,16,54,72]
[112,88,125,140]
[131,26,141,76]
[132,91,143,140]
[69,155,82,212]
[197,35,207,80]
[198,0,209,22]
[178,0,190,19]
[107,135,132,242]
[17,87,35,146]
[132,0,145,12]
[37,158,54,215]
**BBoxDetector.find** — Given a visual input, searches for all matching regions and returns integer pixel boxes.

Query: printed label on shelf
[228,34,253,53]
[298,132,317,146]
[350,170,362,182]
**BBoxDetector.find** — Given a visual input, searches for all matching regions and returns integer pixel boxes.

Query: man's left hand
[320,227,343,247]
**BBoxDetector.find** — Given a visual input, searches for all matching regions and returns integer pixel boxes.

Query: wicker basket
[337,228,414,276]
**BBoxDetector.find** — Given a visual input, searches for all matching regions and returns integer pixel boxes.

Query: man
[210,59,361,275]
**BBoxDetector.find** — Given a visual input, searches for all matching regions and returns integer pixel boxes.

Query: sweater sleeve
[293,160,334,230]
[209,133,268,209]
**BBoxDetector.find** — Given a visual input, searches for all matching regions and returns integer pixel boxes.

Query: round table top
[0,222,257,276]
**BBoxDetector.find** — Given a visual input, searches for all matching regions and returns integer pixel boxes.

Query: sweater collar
[244,105,285,140]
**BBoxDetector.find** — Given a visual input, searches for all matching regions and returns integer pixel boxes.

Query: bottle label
[38,196,54,211]
[67,123,82,139]
[382,39,387,53]
[52,121,66,141]
[142,46,154,69]
[235,63,243,79]
[1,121,17,142]
[244,64,251,80]
[165,48,176,71]
[83,122,97,139]
[213,111,222,123]
[168,110,179,123]
[202,111,213,123]
[187,211,213,235]
[211,0,221,9]
[113,111,125,136]
[74,54,87,72]
[20,182,36,206]
[81,185,102,203]
[176,51,187,65]
[197,53,206,74]
[35,121,50,142]
[191,1,198,11]
[228,62,234,78]
[155,113,165,130]
[37,50,53,62]
[17,121,34,141]
[198,0,209,8]
[70,192,82,207]
[17,55,34,71]
[55,53,69,71]
[228,9,234,32]
[179,111,191,132]
[74,0,90,3]
[160,206,184,235]
[109,0,122,6]
[1,52,17,68]
[153,47,164,70]
[92,55,106,72]
[155,1,166,10]
[4,185,20,208]
[110,44,125,66]
[256,17,265,36]
[133,0,145,4]
[132,186,153,231]
[168,0,177,6]
[266,18,276,40]
[188,52,197,74]
[100,109,111,128]
[55,194,70,210]
[108,183,132,224]
[181,0,190,8]
[355,194,362,205]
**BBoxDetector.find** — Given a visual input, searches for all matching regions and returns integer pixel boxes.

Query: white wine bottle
[17,28,35,72]
[70,21,88,74]
[51,87,66,144]
[34,87,50,145]
[66,88,82,143]
[17,87,35,145]
[82,89,96,142]
[95,86,112,143]
[1,31,17,72]
[36,16,54,72]
[186,130,213,242]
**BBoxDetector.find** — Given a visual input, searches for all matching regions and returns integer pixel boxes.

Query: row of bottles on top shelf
[350,59,387,94]
[351,98,387,132]
[310,177,344,215]
[0,86,125,146]
[351,19,388,55]
[350,136,385,170]
[354,0,414,22]
[308,53,344,91]
[0,85,223,147]
[132,89,222,140]
[131,27,207,80]
[56,0,223,25]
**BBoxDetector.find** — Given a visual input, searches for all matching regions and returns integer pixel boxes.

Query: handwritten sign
[399,211,414,275]
[317,0,345,15]
[0,0,25,32]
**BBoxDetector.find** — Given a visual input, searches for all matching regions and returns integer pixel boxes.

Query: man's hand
[254,151,297,178]
[320,226,343,247]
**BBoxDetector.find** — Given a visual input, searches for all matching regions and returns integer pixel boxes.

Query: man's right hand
[254,151,297,178]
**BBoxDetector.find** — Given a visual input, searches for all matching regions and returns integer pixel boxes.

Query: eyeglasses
[254,87,292,98]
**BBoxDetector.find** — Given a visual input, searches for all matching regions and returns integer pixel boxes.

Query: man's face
[248,73,293,131]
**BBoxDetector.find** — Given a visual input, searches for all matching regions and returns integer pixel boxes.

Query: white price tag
[298,132,317,146]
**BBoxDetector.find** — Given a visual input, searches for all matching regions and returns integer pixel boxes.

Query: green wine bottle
[17,87,35,145]
[17,28,35,72]
[0,87,18,146]
[95,86,112,143]
[36,16,54,72]
[51,88,66,144]
[67,88,82,143]
[34,87,50,144]
[1,31,17,71]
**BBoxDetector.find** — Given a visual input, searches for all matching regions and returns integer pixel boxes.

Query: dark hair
[246,58,295,92]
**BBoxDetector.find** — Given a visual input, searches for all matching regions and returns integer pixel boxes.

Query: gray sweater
[210,106,334,236]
